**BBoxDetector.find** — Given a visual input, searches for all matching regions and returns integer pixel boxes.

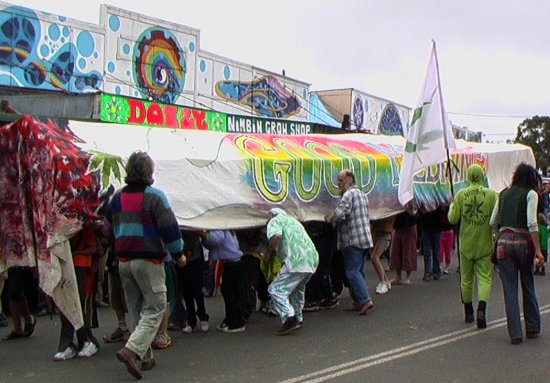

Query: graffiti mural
[133,27,186,104]
[378,103,404,136]
[353,95,365,130]
[0,6,103,92]
[215,75,302,119]
[103,7,197,104]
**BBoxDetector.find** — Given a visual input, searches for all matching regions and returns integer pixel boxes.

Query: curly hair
[511,163,539,190]
[124,151,155,186]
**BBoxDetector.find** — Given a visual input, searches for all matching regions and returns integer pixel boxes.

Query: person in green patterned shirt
[263,208,319,335]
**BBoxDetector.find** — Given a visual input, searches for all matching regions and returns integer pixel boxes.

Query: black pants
[305,253,334,304]
[178,258,209,328]
[331,250,347,296]
[220,260,246,329]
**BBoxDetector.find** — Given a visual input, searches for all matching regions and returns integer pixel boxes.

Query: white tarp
[69,120,535,229]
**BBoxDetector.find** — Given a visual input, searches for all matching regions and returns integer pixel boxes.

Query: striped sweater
[106,184,183,260]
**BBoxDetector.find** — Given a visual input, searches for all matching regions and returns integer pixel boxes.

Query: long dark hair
[511,163,539,190]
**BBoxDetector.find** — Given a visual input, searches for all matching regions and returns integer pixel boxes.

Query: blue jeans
[496,231,541,339]
[422,230,441,278]
[342,246,372,306]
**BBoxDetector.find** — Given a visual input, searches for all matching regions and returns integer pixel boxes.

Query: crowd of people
[0,154,546,380]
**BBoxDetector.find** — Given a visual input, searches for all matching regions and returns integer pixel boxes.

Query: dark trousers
[242,254,266,318]
[331,250,347,296]
[178,258,209,328]
[58,313,95,351]
[256,270,270,303]
[305,259,333,303]
[220,260,246,329]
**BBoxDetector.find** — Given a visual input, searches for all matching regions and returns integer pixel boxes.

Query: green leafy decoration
[88,150,125,189]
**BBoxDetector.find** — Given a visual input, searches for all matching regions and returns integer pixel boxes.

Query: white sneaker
[222,325,245,333]
[386,280,392,290]
[181,325,193,334]
[77,341,98,358]
[54,346,76,361]
[375,282,388,294]
[198,321,209,333]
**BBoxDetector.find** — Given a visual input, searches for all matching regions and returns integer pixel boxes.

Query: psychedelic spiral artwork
[133,27,186,104]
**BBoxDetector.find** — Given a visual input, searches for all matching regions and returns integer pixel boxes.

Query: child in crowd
[179,231,210,333]
[439,205,455,275]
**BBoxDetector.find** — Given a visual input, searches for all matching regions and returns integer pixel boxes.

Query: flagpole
[432,40,462,301]
[431,39,455,199]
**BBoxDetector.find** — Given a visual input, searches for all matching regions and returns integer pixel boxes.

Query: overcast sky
[13,0,550,142]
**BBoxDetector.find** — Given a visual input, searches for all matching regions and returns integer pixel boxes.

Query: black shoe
[276,316,301,335]
[464,302,474,323]
[526,331,540,339]
[422,273,433,281]
[24,316,37,337]
[476,301,487,329]
[319,298,339,310]
[511,337,522,345]
[476,311,487,329]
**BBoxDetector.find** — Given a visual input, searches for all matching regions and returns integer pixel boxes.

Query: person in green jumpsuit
[448,164,498,329]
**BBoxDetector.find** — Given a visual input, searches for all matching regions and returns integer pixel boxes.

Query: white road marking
[278,304,550,383]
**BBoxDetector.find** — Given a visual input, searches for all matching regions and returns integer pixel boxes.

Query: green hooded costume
[448,164,498,304]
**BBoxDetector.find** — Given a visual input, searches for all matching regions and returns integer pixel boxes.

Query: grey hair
[125,151,155,185]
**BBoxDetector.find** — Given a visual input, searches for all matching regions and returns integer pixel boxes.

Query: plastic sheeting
[69,120,535,229]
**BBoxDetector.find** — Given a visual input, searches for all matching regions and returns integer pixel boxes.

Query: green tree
[514,116,550,173]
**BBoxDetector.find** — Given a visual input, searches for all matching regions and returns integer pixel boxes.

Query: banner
[68,120,533,229]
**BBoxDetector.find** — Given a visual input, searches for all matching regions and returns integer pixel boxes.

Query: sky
[13,0,550,142]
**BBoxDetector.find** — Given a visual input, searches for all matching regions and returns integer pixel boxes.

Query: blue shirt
[204,230,242,262]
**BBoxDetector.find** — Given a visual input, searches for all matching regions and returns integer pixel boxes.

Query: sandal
[24,316,36,337]
[152,332,171,349]
[3,331,26,341]
[103,327,130,343]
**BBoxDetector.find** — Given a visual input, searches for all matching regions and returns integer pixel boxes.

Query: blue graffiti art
[0,6,103,92]
[215,75,301,119]
[378,103,403,136]
[353,96,364,130]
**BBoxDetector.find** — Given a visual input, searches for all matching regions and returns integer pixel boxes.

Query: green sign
[227,115,312,135]
[101,94,226,131]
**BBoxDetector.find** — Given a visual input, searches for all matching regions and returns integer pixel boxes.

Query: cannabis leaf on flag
[398,41,456,205]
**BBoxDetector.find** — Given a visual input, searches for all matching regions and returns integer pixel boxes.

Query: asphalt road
[1,260,549,383]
